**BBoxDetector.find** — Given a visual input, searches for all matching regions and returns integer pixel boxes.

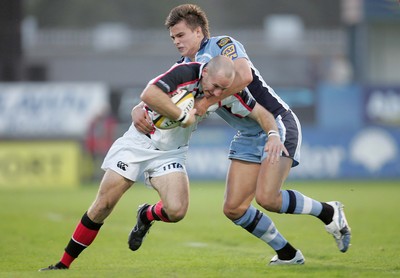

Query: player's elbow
[140,90,150,104]
[242,71,253,87]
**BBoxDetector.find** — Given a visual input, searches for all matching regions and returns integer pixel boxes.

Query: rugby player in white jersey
[40,55,285,271]
[132,4,351,266]
[38,56,229,270]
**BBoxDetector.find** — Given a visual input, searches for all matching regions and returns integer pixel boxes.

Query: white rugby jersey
[140,62,256,151]
[180,36,291,136]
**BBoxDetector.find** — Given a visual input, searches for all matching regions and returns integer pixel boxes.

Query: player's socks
[59,212,103,268]
[317,202,335,225]
[141,200,170,223]
[54,261,68,269]
[276,242,298,260]
[280,190,334,224]
[280,189,323,216]
[233,205,291,254]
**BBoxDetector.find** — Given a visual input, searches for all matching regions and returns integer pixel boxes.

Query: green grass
[1,180,399,277]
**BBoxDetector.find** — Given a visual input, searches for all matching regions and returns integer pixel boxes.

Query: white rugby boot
[325,201,351,252]
[269,250,305,266]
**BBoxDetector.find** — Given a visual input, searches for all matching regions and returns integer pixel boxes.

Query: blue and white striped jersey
[181,36,291,135]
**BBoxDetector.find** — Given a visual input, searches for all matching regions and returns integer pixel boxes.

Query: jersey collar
[178,37,209,64]
[198,37,209,52]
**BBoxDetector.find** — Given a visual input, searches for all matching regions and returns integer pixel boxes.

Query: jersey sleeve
[149,63,199,94]
[214,36,248,61]
[213,90,256,117]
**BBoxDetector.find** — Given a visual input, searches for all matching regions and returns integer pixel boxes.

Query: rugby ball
[152,90,194,129]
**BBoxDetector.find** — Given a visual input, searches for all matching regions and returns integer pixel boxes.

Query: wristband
[176,110,186,122]
[268,130,280,137]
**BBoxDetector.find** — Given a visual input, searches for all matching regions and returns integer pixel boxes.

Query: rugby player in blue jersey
[133,4,351,265]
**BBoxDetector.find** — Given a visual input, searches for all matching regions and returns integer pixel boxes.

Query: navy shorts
[228,110,301,167]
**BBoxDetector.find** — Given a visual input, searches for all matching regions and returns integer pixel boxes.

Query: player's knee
[223,202,247,220]
[166,211,186,222]
[164,205,187,222]
[255,194,280,212]
[223,206,236,220]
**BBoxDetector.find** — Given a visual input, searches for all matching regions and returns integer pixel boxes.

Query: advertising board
[186,126,400,180]
[0,141,80,188]
[0,83,108,138]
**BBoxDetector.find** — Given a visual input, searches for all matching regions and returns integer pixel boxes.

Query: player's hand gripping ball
[152,90,194,129]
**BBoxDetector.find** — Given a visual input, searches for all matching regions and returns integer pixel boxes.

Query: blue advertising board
[186,125,400,180]
[364,86,400,126]
[290,126,400,179]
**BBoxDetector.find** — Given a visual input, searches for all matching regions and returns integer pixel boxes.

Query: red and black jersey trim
[152,63,201,95]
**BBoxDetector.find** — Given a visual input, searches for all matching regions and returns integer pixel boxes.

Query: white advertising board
[0,82,108,138]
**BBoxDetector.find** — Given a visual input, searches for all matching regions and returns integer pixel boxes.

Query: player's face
[169,21,204,61]
[201,69,234,98]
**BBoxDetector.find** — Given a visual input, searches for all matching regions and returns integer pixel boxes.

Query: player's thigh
[150,171,190,213]
[225,159,259,209]
[88,169,134,222]
[256,157,292,199]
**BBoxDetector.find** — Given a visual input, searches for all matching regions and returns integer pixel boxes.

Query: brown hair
[165,4,210,38]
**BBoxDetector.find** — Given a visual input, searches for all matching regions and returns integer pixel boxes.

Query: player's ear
[195,26,203,36]
[202,65,208,75]
[201,67,208,80]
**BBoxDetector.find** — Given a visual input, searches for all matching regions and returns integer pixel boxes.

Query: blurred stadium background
[0,0,399,188]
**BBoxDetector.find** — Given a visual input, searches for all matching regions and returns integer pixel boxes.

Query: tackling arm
[131,102,155,134]
[225,57,253,97]
[248,103,289,164]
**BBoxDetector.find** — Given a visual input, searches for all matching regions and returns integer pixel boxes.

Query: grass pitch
[1,180,399,277]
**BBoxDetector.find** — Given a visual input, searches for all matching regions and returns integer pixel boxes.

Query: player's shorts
[101,127,188,186]
[228,109,301,167]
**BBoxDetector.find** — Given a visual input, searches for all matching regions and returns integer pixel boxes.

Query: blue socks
[233,205,287,251]
[280,189,322,216]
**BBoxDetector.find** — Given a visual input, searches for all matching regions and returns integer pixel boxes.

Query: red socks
[60,212,103,268]
[145,201,170,222]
